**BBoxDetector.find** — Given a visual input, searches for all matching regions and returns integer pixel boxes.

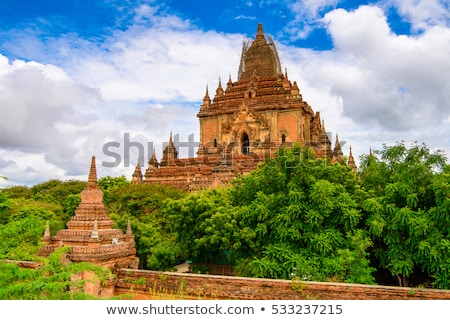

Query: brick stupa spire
[86,155,99,190]
[39,156,138,271]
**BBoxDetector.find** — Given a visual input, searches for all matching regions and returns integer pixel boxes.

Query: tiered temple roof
[138,23,355,190]
[40,156,139,271]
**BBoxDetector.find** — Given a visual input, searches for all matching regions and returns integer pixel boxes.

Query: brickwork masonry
[114,269,450,300]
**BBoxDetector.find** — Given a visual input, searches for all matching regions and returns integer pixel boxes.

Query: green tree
[0,247,113,299]
[359,141,449,288]
[167,188,237,265]
[168,145,375,283]
[0,191,15,225]
[229,146,374,283]
[2,179,85,231]
[1,185,33,199]
[0,217,46,260]
[98,175,131,204]
[106,183,186,270]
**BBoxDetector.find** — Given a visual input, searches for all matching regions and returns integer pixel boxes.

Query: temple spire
[202,85,211,108]
[227,74,232,89]
[42,221,51,242]
[333,134,344,163]
[86,156,99,190]
[126,220,133,236]
[283,68,290,89]
[255,23,266,43]
[162,131,178,165]
[145,148,159,178]
[348,145,357,171]
[215,78,224,98]
[335,134,341,149]
[169,131,174,147]
[321,118,326,134]
[132,161,143,184]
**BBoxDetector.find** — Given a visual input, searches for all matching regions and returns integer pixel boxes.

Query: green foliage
[63,194,81,217]
[169,145,375,284]
[30,179,85,206]
[2,179,85,228]
[166,188,236,264]
[1,141,448,293]
[0,190,15,224]
[359,141,449,288]
[0,217,47,260]
[1,185,32,199]
[106,183,186,270]
[0,247,114,299]
[98,175,131,203]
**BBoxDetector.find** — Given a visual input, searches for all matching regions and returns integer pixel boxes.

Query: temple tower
[143,23,348,190]
[40,156,139,271]
[197,23,332,160]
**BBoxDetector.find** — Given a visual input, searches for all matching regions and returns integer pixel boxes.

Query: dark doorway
[242,133,250,155]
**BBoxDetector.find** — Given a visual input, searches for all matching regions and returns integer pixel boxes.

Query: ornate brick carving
[39,156,139,271]
[139,23,353,190]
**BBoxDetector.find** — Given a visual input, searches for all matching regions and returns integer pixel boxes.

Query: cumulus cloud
[0,5,242,185]
[319,5,450,130]
[0,55,100,150]
[67,28,243,102]
[389,0,450,31]
[1,2,449,186]
[278,4,450,163]
[282,0,339,40]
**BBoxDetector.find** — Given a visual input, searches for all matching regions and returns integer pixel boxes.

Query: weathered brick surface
[139,23,348,190]
[114,269,450,300]
[39,156,139,270]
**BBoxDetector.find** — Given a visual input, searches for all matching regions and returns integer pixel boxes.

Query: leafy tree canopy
[359,141,449,288]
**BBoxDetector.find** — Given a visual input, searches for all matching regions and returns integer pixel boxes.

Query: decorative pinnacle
[86,156,99,190]
[126,219,133,236]
[335,134,341,147]
[169,131,173,146]
[255,23,266,43]
[132,162,142,178]
[151,148,157,161]
[43,221,51,239]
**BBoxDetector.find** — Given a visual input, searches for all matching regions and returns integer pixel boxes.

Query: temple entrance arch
[241,132,250,155]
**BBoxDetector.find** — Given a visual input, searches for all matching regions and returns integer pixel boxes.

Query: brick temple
[40,156,139,271]
[133,23,356,190]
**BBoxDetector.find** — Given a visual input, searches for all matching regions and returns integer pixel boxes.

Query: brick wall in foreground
[114,269,450,300]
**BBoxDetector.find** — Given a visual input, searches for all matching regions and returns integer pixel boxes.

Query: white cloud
[1,2,449,186]
[0,55,100,151]
[282,0,339,40]
[279,4,450,163]
[389,0,450,31]
[64,22,243,103]
[319,5,450,130]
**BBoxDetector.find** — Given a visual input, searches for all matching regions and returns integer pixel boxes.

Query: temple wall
[114,269,450,300]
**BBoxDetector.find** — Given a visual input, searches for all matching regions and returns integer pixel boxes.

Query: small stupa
[39,156,139,271]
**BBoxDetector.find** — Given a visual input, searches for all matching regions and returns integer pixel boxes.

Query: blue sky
[0,0,449,186]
